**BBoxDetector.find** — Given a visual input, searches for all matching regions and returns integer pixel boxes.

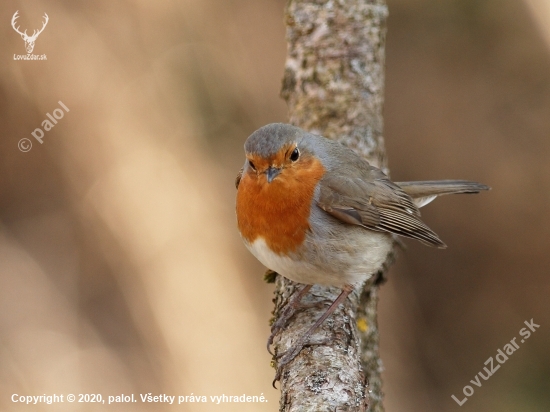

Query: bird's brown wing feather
[235,168,243,189]
[317,173,446,248]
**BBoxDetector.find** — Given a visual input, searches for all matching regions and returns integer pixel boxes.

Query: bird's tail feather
[396,180,490,208]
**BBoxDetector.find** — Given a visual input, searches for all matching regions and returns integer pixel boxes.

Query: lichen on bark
[273,1,390,411]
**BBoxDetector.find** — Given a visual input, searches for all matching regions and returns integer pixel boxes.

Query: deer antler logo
[11,11,49,54]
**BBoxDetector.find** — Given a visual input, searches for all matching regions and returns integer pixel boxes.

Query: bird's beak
[266,166,281,183]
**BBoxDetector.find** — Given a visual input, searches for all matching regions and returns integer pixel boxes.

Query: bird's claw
[267,284,313,356]
[271,336,329,386]
[267,304,296,355]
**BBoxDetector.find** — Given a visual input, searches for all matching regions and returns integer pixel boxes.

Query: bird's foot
[267,284,312,355]
[272,334,330,386]
[270,285,354,386]
[267,299,328,355]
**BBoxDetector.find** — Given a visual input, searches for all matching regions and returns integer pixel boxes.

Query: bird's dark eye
[290,147,300,162]
[248,160,257,171]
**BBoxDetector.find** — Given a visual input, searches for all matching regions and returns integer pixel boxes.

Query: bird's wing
[235,168,243,189]
[317,171,446,248]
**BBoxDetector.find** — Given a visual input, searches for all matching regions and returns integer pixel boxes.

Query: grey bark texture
[273,1,390,411]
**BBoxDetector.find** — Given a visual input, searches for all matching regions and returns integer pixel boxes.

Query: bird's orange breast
[236,157,326,255]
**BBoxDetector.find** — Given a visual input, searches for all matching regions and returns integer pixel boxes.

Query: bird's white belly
[246,238,319,282]
[245,234,392,287]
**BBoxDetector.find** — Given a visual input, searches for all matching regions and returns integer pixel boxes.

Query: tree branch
[273,1,389,410]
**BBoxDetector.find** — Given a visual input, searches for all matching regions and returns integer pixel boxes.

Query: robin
[235,123,489,380]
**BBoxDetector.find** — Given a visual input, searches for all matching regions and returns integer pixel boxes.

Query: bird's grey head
[244,123,302,158]
[242,123,311,183]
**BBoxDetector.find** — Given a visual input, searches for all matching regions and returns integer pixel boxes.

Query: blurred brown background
[1,0,549,411]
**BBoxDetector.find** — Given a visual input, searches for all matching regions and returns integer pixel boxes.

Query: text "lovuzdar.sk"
[452,318,540,406]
